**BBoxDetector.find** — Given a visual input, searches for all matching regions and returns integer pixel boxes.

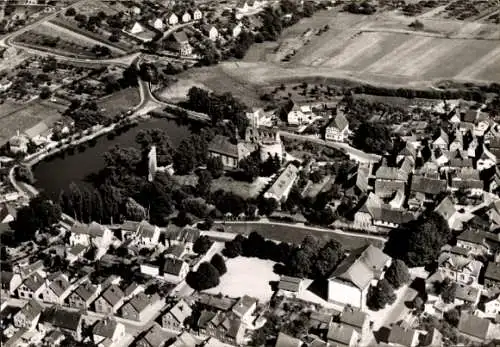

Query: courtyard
[203,256,280,302]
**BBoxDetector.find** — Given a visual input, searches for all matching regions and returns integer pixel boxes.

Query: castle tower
[148,146,157,182]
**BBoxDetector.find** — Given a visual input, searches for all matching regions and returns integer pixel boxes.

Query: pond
[33,118,192,199]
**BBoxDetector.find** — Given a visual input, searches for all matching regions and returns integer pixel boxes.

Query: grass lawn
[211,176,271,200]
[203,256,279,302]
[97,88,140,118]
[173,175,271,200]
[219,222,384,251]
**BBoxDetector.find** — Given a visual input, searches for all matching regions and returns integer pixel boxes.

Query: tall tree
[196,170,212,198]
[68,183,83,221]
[313,240,343,278]
[367,279,396,310]
[385,259,411,289]
[135,128,173,166]
[207,156,224,178]
[210,253,227,275]
[91,189,104,223]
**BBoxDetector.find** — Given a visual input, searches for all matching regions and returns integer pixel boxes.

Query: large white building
[264,164,298,202]
[328,245,391,310]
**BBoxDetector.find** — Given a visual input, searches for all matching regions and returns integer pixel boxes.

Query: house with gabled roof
[69,222,113,259]
[275,332,303,347]
[181,11,191,23]
[432,129,449,151]
[340,307,370,339]
[374,165,409,199]
[207,135,254,169]
[484,261,500,294]
[1,271,22,297]
[198,310,246,345]
[92,317,126,346]
[94,284,125,314]
[409,175,447,210]
[437,246,483,285]
[153,18,164,31]
[325,110,349,142]
[327,322,359,347]
[67,280,101,310]
[120,292,161,321]
[40,307,84,341]
[162,299,193,330]
[41,272,72,305]
[278,276,305,296]
[454,282,481,307]
[136,323,171,347]
[169,30,192,56]
[387,324,420,347]
[202,24,218,41]
[328,244,391,309]
[167,13,178,25]
[163,257,189,284]
[232,295,257,324]
[17,272,46,300]
[457,312,492,343]
[193,8,203,20]
[132,220,160,249]
[434,196,456,228]
[13,299,43,330]
[456,229,500,256]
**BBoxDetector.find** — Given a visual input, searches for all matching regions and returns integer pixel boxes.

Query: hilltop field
[168,9,500,102]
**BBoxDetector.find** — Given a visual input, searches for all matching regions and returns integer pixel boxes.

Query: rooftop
[457,312,491,340]
[330,245,391,289]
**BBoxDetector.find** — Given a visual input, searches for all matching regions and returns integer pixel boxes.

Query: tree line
[223,232,345,279]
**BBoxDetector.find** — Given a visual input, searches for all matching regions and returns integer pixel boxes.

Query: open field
[0,100,66,145]
[97,88,140,118]
[203,256,279,302]
[177,10,500,96]
[219,222,384,251]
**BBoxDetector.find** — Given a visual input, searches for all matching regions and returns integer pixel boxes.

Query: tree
[211,253,227,275]
[385,212,451,267]
[11,196,61,243]
[173,138,198,175]
[385,259,411,289]
[40,86,51,99]
[352,122,393,155]
[444,308,460,327]
[441,278,457,304]
[367,279,396,310]
[207,156,224,178]
[239,155,260,182]
[65,7,76,16]
[223,234,245,258]
[135,128,173,166]
[15,165,34,184]
[413,296,424,314]
[287,249,312,277]
[258,198,278,216]
[196,170,212,198]
[193,235,213,254]
[313,240,343,278]
[186,262,220,290]
[125,197,146,221]
[406,213,451,267]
